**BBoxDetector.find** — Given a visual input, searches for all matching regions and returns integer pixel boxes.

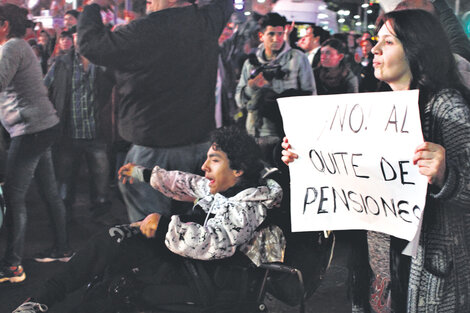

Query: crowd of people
[0,0,467,312]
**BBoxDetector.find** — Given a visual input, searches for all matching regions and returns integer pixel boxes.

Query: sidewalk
[0,178,351,313]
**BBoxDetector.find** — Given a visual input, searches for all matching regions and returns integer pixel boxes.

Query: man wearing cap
[77,0,233,222]
[63,9,79,32]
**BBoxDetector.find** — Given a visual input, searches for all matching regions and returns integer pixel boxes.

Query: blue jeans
[118,142,210,222]
[3,126,68,266]
[54,139,110,210]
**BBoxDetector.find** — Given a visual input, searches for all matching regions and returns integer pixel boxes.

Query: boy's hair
[210,126,263,183]
[259,12,287,32]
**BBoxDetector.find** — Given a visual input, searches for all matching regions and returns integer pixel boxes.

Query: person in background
[78,0,233,222]
[297,25,329,70]
[358,37,380,92]
[314,38,358,95]
[282,9,470,313]
[0,4,72,285]
[63,9,79,32]
[37,30,53,74]
[48,29,73,68]
[44,33,114,224]
[235,12,315,165]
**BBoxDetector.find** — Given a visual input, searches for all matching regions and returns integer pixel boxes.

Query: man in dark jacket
[43,36,114,226]
[77,0,234,222]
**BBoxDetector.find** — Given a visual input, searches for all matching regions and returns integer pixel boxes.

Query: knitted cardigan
[407,88,470,313]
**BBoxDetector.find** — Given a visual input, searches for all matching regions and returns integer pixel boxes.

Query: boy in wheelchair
[13,126,285,313]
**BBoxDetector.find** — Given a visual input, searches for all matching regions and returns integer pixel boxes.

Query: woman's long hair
[0,4,32,39]
[377,9,470,106]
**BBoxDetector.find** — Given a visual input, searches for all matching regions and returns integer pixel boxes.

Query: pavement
[0,174,352,313]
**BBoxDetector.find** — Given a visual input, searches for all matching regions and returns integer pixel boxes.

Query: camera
[248,54,287,81]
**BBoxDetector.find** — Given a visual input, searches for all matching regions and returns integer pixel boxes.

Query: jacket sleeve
[149,166,210,202]
[296,52,317,95]
[0,41,22,92]
[43,62,56,89]
[77,4,147,68]
[165,180,283,260]
[433,0,470,62]
[345,70,359,94]
[200,0,234,38]
[429,90,470,210]
[235,59,255,108]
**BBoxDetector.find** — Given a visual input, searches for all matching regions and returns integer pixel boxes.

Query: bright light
[319,5,326,10]
[323,26,329,30]
[234,4,243,10]
[344,10,350,16]
[319,20,329,25]
[354,15,360,19]
[368,24,375,29]
[244,11,251,16]
[318,13,329,19]
[338,18,345,23]
[367,9,373,14]
[361,3,369,8]
[355,22,362,26]
[257,0,266,3]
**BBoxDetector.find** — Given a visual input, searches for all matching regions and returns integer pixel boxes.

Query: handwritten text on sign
[278,90,427,241]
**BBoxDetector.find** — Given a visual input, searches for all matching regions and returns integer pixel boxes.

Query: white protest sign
[278,90,427,241]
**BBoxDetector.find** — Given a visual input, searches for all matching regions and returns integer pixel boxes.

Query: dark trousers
[4,126,68,266]
[54,138,110,210]
[35,230,193,309]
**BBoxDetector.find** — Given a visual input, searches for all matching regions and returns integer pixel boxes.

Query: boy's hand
[139,213,161,238]
[118,163,146,184]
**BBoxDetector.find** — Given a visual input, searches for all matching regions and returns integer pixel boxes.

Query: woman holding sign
[282,9,470,313]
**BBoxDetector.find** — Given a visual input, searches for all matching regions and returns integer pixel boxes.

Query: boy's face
[259,25,285,55]
[201,145,242,194]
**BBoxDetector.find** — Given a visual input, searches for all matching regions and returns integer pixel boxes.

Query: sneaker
[33,248,75,263]
[12,299,48,312]
[0,264,26,283]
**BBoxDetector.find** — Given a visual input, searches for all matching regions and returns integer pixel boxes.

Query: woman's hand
[413,142,446,187]
[138,213,161,238]
[118,163,145,184]
[281,137,299,165]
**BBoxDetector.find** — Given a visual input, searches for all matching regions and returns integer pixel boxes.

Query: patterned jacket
[407,89,470,313]
[150,166,285,266]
